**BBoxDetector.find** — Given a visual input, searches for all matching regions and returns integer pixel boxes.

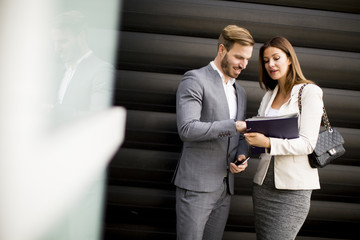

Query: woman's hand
[230,154,248,173]
[244,132,271,148]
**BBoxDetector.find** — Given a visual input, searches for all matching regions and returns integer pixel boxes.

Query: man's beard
[221,53,239,79]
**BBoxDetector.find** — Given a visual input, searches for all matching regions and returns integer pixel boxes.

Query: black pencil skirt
[252,158,312,240]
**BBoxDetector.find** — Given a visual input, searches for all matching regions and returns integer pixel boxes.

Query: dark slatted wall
[104,0,360,239]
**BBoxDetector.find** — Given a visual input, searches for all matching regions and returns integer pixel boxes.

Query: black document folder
[246,113,299,154]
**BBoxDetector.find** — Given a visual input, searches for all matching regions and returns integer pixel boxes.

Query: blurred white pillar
[0,1,125,240]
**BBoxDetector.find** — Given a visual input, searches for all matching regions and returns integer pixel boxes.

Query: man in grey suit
[50,10,114,126]
[174,25,254,240]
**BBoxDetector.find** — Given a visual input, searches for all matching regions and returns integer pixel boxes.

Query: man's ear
[218,44,226,56]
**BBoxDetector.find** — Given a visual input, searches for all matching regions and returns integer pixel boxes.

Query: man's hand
[235,120,247,133]
[230,154,248,173]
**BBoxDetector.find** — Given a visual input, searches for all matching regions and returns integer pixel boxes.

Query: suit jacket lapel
[205,64,230,119]
[233,83,242,120]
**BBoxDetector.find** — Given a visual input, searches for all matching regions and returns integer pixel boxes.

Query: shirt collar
[66,50,93,70]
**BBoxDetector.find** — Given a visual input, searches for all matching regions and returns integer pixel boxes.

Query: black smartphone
[234,156,250,166]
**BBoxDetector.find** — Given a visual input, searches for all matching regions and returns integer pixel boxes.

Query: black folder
[246,113,299,154]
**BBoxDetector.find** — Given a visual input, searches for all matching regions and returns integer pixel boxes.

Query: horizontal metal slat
[118,109,360,164]
[105,185,360,239]
[121,0,360,52]
[115,70,360,128]
[108,148,360,203]
[118,32,360,91]
[227,0,360,14]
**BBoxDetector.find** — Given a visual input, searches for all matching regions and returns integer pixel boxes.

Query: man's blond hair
[218,25,254,51]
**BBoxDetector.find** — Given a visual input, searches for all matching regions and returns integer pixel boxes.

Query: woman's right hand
[244,132,271,148]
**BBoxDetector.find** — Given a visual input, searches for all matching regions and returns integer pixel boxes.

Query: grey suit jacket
[54,54,114,124]
[174,64,248,195]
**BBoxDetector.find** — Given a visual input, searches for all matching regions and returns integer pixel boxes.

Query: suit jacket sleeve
[89,61,114,111]
[176,70,237,142]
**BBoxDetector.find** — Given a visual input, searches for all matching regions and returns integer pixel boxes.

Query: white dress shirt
[57,50,93,104]
[266,107,279,117]
[210,61,237,119]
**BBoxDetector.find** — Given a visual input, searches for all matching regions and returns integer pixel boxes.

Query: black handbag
[298,84,345,168]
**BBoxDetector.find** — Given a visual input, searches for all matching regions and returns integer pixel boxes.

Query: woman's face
[263,47,291,82]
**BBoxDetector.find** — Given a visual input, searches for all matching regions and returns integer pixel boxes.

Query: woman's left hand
[244,132,271,148]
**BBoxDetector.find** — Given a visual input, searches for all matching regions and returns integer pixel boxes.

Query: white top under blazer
[253,83,324,190]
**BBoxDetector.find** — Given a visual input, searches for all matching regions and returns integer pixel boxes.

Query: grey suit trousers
[176,178,231,240]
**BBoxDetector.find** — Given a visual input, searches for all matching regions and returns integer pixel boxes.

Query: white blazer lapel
[263,85,279,116]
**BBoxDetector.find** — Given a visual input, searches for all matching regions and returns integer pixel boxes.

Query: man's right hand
[235,120,247,133]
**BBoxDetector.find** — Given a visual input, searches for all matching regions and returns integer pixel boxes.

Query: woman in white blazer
[244,37,324,239]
